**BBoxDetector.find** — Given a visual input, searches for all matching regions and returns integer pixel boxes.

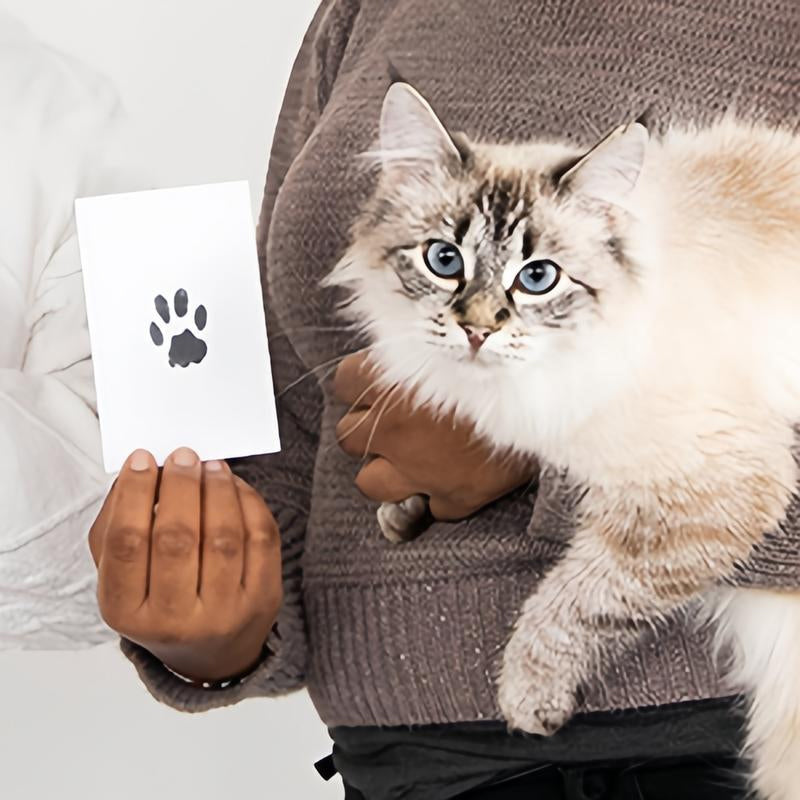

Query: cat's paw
[497,627,578,736]
[149,288,208,368]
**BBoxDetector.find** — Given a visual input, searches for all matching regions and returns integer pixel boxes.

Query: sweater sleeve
[727,466,800,590]
[118,0,360,712]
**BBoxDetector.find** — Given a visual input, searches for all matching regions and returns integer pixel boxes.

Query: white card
[75,180,280,473]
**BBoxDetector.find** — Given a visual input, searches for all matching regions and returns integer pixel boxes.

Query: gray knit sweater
[120,0,800,728]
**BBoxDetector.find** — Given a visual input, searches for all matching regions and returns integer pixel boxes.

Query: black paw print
[149,289,208,368]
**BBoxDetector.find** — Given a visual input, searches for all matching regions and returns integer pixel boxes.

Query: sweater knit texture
[120,0,800,728]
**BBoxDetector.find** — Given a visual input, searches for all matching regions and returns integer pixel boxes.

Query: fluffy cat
[324,82,800,800]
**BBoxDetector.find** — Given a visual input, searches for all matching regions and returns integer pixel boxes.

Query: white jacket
[0,15,139,649]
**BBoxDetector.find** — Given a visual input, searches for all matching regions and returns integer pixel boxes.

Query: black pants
[342,755,746,799]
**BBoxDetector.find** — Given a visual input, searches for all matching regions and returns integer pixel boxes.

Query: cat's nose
[458,322,493,351]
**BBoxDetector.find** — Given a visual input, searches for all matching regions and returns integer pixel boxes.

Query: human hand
[89,447,282,682]
[333,352,537,521]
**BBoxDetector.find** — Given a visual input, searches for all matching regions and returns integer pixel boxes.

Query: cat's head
[327,82,650,372]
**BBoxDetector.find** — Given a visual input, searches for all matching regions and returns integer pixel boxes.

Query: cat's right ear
[378,82,464,172]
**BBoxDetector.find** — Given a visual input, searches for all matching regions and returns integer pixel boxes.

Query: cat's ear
[558,121,649,208]
[378,82,463,170]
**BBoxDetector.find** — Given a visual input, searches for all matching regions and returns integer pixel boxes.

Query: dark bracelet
[161,640,274,691]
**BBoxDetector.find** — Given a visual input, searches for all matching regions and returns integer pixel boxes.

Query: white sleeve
[0,16,145,649]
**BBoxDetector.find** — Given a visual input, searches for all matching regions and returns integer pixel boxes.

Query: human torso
[265,0,799,728]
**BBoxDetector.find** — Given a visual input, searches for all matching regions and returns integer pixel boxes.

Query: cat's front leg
[498,585,589,735]
[497,537,605,735]
[497,479,792,737]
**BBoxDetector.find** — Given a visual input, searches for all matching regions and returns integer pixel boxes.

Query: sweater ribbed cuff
[118,600,307,713]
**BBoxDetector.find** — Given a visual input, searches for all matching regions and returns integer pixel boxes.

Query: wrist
[157,625,278,687]
[162,640,272,689]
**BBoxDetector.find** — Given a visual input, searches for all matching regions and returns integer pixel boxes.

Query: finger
[233,477,282,609]
[88,476,118,567]
[148,447,202,616]
[429,494,472,522]
[355,457,419,503]
[97,449,158,621]
[336,382,407,459]
[199,460,246,605]
[332,351,384,407]
[335,409,373,457]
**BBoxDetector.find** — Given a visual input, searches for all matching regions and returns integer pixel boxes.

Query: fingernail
[205,460,224,472]
[172,447,198,467]
[130,449,151,471]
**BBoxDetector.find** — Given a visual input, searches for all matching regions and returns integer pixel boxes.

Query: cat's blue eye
[513,260,561,295]
[423,240,464,279]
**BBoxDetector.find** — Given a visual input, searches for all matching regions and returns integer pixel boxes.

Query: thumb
[428,494,471,522]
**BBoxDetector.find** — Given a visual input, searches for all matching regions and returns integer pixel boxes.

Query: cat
[323,81,800,800]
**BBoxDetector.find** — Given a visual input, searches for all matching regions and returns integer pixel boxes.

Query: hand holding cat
[333,351,536,521]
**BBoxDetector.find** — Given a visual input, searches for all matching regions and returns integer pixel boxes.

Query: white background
[0,2,342,799]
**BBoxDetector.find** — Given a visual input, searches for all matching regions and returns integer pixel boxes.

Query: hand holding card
[88,447,282,683]
[75,181,280,472]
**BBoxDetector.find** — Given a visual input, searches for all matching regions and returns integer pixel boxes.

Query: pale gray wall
[0,2,341,797]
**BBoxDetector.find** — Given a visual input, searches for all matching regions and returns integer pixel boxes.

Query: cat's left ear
[379,82,464,171]
[558,121,649,208]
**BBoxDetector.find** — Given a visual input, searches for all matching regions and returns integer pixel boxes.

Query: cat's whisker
[276,334,415,399]
[579,111,603,139]
[273,324,362,337]
[360,383,404,460]
[339,362,409,421]
[361,355,435,459]
[334,381,402,453]
[277,351,359,398]
[321,350,433,456]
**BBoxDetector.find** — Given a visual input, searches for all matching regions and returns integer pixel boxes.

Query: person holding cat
[90,1,800,798]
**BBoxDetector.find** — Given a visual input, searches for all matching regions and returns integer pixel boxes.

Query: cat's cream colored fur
[326,83,800,799]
